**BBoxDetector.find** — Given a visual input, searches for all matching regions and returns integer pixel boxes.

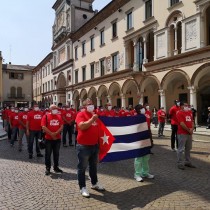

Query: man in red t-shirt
[41,104,64,175]
[169,100,181,151]
[75,98,105,197]
[157,107,166,137]
[176,102,195,170]
[18,107,29,151]
[26,104,44,159]
[9,107,19,146]
[62,105,75,147]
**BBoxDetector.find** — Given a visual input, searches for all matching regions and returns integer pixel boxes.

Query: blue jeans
[10,126,19,145]
[76,144,99,189]
[45,140,61,169]
[28,130,41,155]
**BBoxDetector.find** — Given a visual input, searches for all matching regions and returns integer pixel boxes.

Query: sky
[0,0,112,66]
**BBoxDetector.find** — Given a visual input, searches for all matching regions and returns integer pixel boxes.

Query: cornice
[52,59,73,75]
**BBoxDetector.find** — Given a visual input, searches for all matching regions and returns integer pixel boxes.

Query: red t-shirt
[145,110,152,128]
[62,110,75,124]
[76,111,100,145]
[169,105,180,125]
[177,110,193,135]
[18,112,28,129]
[41,113,63,140]
[104,110,116,117]
[27,111,43,131]
[10,112,19,127]
[157,109,166,123]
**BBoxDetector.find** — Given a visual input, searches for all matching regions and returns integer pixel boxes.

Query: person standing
[9,107,19,147]
[41,104,64,175]
[75,98,104,198]
[134,104,154,182]
[26,105,44,159]
[62,105,75,147]
[206,107,210,129]
[191,105,197,131]
[169,100,180,151]
[18,107,29,151]
[176,102,196,170]
[157,107,166,137]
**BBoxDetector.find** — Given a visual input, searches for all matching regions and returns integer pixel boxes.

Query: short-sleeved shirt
[18,111,28,129]
[169,105,180,125]
[177,110,193,135]
[27,111,43,131]
[10,113,19,127]
[41,113,63,140]
[157,109,166,123]
[75,111,100,145]
[62,110,75,124]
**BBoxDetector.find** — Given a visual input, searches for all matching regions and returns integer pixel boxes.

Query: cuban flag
[98,115,151,162]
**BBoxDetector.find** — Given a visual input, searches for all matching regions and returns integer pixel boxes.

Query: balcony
[54,26,67,43]
[7,94,25,99]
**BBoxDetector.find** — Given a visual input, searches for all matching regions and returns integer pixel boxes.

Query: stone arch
[97,85,109,106]
[88,87,97,106]
[108,82,122,96]
[140,76,160,93]
[57,72,66,89]
[165,10,184,27]
[80,89,87,100]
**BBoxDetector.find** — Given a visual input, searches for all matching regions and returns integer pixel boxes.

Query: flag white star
[101,132,109,145]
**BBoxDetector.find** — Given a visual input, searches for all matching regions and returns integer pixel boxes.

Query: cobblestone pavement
[0,134,210,210]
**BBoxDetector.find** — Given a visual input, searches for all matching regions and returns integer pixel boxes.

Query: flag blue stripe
[109,130,150,143]
[99,115,146,127]
[101,147,151,162]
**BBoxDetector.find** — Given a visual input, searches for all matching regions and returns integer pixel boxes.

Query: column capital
[187,86,197,93]
[158,89,165,94]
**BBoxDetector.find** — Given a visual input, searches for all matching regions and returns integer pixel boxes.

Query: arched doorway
[57,73,67,105]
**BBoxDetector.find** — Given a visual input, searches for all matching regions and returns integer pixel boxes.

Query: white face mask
[24,108,29,112]
[66,108,70,110]
[140,108,146,114]
[108,106,112,111]
[100,108,104,111]
[146,106,150,110]
[176,102,180,106]
[34,107,39,111]
[14,110,18,113]
[11,109,15,112]
[183,106,188,111]
[87,105,94,113]
[52,109,58,114]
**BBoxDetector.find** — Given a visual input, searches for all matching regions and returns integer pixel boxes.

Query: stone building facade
[33,0,210,124]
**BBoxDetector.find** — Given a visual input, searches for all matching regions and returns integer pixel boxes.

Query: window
[90,64,94,79]
[112,54,118,72]
[67,45,70,60]
[127,12,132,30]
[90,36,94,51]
[17,87,22,97]
[82,41,86,56]
[9,72,24,79]
[145,0,152,20]
[100,59,105,76]
[51,79,53,90]
[48,81,50,91]
[75,70,78,84]
[82,67,86,81]
[112,22,117,38]
[75,47,78,60]
[170,0,179,6]
[10,87,16,98]
[100,29,105,46]
[42,84,44,93]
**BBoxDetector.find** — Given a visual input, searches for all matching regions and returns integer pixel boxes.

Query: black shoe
[178,165,185,170]
[37,153,44,157]
[18,148,22,152]
[185,163,196,168]
[63,144,68,147]
[54,167,63,173]
[69,144,74,147]
[29,154,33,159]
[45,169,51,176]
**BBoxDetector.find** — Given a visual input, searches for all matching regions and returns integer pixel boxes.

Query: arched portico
[88,87,97,106]
[80,89,87,106]
[97,85,109,106]
[108,82,122,107]
[72,90,79,109]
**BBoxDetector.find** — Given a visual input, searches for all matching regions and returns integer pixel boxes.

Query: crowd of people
[0,99,199,197]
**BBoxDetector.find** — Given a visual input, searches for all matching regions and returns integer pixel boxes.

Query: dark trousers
[171,124,178,149]
[76,144,99,189]
[158,122,165,135]
[10,126,19,145]
[62,124,73,145]
[28,130,41,155]
[45,140,61,169]
[7,123,12,140]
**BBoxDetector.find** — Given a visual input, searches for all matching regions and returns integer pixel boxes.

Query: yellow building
[34,0,210,124]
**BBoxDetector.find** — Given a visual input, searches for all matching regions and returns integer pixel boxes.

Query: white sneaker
[143,173,155,179]
[91,182,105,191]
[80,187,90,197]
[134,175,143,182]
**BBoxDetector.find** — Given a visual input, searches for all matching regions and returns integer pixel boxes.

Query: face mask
[140,108,146,114]
[146,106,150,110]
[108,106,112,111]
[176,102,180,106]
[24,108,29,112]
[52,109,58,114]
[87,105,94,113]
[100,108,104,111]
[14,110,18,113]
[183,106,188,111]
[34,107,39,111]
[11,109,14,112]
[66,108,70,110]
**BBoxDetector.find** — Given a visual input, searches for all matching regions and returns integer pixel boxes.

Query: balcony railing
[7,94,25,99]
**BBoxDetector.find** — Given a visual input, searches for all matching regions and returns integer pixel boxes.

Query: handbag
[38,115,48,150]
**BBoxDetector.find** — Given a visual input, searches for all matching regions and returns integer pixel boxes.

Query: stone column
[167,27,171,57]
[158,89,166,110]
[96,97,101,107]
[174,26,178,55]
[188,86,197,109]
[133,39,138,71]
[79,99,82,106]
[107,95,112,105]
[200,15,205,47]
[121,94,126,108]
[124,42,129,69]
[143,35,148,64]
